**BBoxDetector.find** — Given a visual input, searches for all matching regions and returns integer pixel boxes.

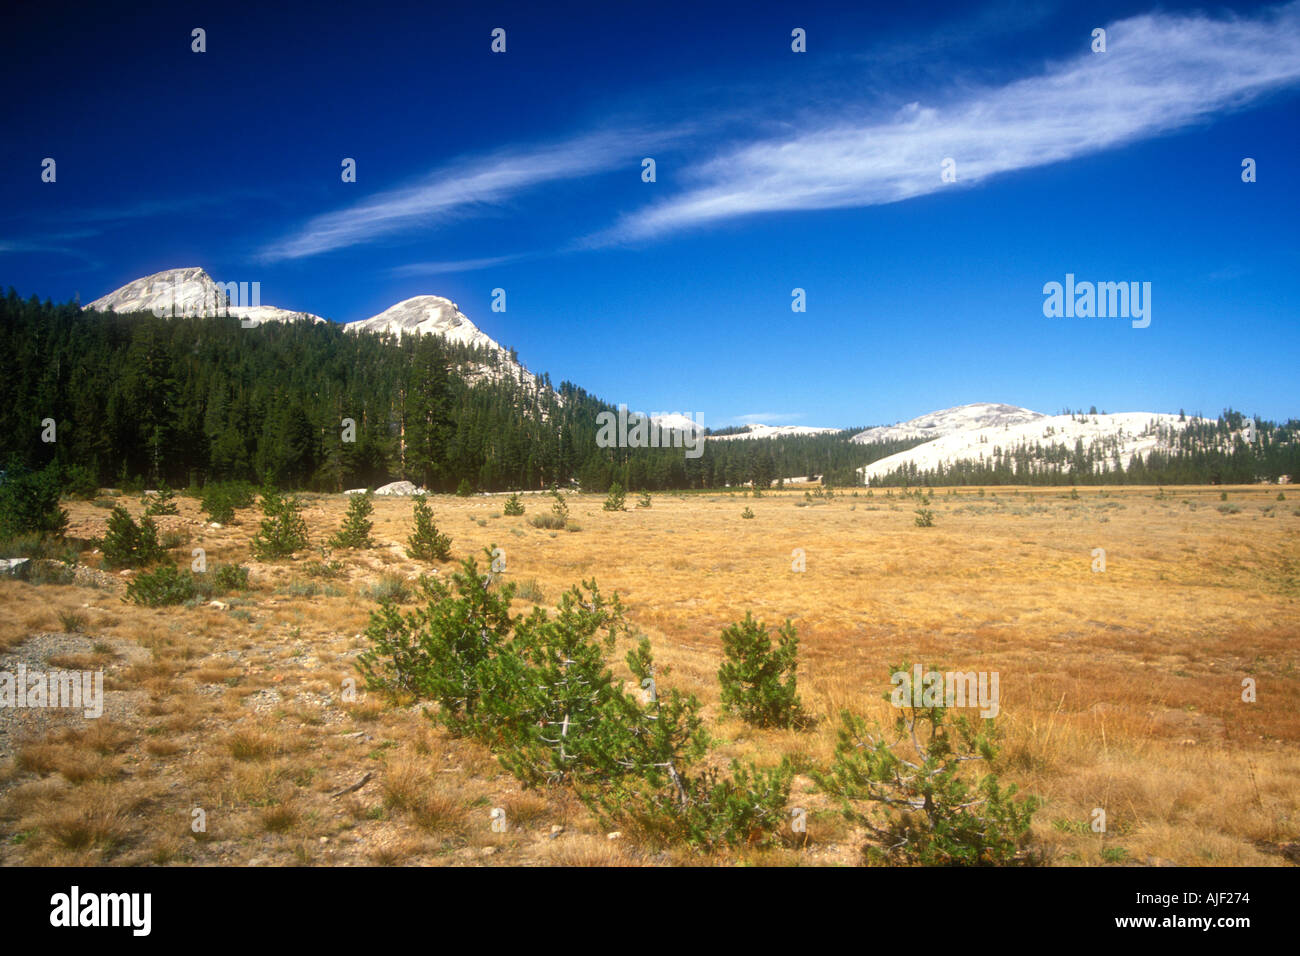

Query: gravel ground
[0,631,147,762]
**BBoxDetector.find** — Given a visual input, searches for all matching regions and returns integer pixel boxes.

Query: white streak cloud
[261,130,656,261]
[601,3,1300,242]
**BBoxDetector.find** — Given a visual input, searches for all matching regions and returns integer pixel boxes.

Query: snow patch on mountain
[84,267,327,327]
[851,403,1047,444]
[345,295,544,393]
[648,412,706,434]
[345,296,496,348]
[858,411,1206,483]
[710,423,839,441]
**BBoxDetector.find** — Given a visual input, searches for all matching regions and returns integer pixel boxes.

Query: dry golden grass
[0,485,1295,866]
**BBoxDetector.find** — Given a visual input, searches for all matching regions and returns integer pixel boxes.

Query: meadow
[0,483,1296,866]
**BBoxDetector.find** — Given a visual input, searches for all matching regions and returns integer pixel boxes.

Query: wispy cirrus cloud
[389,253,530,278]
[596,3,1300,243]
[260,129,673,262]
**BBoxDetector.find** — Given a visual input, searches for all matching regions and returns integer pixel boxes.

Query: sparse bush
[717,613,805,729]
[58,609,87,633]
[100,506,165,569]
[303,556,345,578]
[211,563,250,593]
[515,578,546,603]
[13,558,76,586]
[603,482,627,512]
[160,529,191,551]
[251,488,309,559]
[503,493,525,516]
[406,494,452,561]
[530,513,566,530]
[741,507,755,519]
[814,664,1040,865]
[0,464,68,538]
[637,492,651,508]
[126,563,197,606]
[330,491,375,549]
[365,573,412,604]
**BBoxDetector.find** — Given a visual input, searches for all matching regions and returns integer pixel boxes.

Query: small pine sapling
[330,490,375,549]
[405,494,452,561]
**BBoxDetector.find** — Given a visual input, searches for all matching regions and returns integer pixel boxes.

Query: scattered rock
[374,480,428,496]
[607,831,622,841]
[208,600,229,611]
[0,558,30,575]
[549,825,564,839]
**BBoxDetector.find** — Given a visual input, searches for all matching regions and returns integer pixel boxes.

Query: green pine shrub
[405,494,452,561]
[201,480,256,524]
[358,551,514,734]
[636,492,651,508]
[356,551,792,851]
[126,563,197,606]
[717,613,806,729]
[814,664,1040,865]
[914,508,935,527]
[251,488,309,560]
[100,505,165,569]
[549,488,569,522]
[603,482,627,511]
[0,464,68,538]
[330,490,375,549]
[503,493,525,516]
[142,480,180,516]
[572,637,792,850]
[61,464,100,500]
[477,580,630,787]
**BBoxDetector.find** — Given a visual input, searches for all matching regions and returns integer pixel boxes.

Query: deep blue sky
[2,0,1298,427]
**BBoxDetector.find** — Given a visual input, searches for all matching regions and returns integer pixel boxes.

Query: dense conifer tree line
[2,290,1292,492]
[0,291,906,492]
